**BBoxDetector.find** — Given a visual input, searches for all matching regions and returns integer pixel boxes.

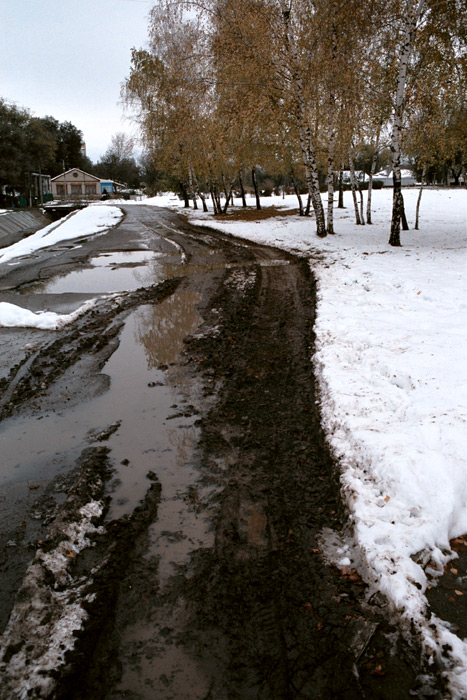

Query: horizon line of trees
[0,99,143,205]
[123,0,466,246]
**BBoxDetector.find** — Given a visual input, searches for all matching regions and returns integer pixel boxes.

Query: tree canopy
[0,98,89,198]
[123,0,466,244]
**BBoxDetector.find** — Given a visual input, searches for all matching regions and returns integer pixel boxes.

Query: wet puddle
[23,251,163,295]
[0,274,217,698]
[0,288,204,529]
[20,253,290,299]
[0,231,297,696]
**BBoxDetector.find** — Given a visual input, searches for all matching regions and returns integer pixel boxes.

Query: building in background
[51,169,127,200]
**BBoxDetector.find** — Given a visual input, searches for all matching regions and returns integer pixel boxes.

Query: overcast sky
[2,0,152,163]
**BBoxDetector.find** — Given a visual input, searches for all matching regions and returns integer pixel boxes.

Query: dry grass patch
[214,206,300,222]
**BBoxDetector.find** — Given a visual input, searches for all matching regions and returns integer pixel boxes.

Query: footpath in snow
[0,205,123,330]
[144,188,467,697]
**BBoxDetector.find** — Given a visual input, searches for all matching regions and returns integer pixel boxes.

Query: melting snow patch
[224,268,257,293]
[0,299,97,330]
[0,499,105,698]
[312,247,467,696]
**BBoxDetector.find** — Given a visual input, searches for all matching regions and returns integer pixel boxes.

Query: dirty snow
[144,188,467,696]
[0,499,105,699]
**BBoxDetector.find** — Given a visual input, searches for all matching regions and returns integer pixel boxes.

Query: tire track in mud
[180,256,366,699]
[179,249,438,699]
[78,228,431,698]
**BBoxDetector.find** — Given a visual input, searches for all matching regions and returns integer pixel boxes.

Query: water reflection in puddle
[0,289,204,531]
[22,252,290,298]
[135,293,202,367]
[27,251,162,294]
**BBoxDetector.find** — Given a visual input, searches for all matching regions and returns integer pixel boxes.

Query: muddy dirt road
[0,206,437,699]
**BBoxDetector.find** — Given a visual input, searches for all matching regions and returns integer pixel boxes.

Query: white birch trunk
[280,1,326,237]
[359,188,365,225]
[366,126,381,225]
[326,135,336,234]
[415,165,426,230]
[389,0,425,246]
[326,92,337,234]
[348,146,362,225]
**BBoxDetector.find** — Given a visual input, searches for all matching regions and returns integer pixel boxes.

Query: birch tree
[185,0,327,235]
[123,4,213,203]
[388,0,467,244]
[123,0,465,240]
[388,0,425,246]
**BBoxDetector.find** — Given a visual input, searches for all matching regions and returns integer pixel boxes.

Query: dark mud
[165,253,432,699]
[0,207,448,699]
[426,536,467,639]
[69,252,432,697]
[0,443,165,699]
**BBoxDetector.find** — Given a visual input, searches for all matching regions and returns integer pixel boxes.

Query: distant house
[341,170,366,183]
[373,168,417,187]
[51,169,101,200]
[51,169,127,200]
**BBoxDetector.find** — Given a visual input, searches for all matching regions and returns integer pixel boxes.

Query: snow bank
[147,188,467,695]
[0,204,123,265]
[0,300,97,330]
[310,192,467,696]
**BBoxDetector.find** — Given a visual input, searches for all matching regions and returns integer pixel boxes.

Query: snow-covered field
[146,188,467,696]
[0,189,465,694]
[0,205,123,329]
